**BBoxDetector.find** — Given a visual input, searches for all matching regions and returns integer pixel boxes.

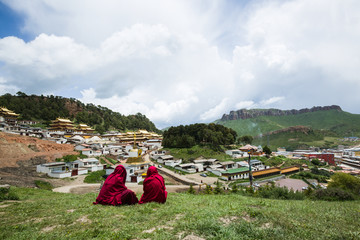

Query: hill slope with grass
[1,187,359,239]
[215,107,360,149]
[216,108,360,137]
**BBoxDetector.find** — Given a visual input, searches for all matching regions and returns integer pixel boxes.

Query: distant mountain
[215,106,360,150]
[0,92,160,134]
[220,105,342,121]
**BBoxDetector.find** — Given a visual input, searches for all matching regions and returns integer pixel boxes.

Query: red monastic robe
[94,165,138,205]
[139,166,167,204]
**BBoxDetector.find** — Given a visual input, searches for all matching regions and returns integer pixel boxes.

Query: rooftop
[221,167,249,174]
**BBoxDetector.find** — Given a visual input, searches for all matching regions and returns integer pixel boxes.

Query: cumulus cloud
[0,77,19,95]
[1,0,360,128]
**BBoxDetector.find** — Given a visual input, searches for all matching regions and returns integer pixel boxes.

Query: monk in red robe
[139,166,167,204]
[94,165,138,206]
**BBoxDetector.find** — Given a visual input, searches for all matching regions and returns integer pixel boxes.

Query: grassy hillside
[1,187,359,239]
[215,109,360,137]
[254,132,359,151]
[253,129,332,151]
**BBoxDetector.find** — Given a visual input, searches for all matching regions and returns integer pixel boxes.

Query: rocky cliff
[221,105,342,121]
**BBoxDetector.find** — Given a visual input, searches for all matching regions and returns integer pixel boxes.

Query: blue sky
[0,0,360,128]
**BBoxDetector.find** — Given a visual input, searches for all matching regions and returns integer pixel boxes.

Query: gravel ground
[275,178,309,191]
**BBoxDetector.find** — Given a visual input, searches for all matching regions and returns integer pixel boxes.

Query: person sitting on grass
[139,166,167,204]
[93,165,138,206]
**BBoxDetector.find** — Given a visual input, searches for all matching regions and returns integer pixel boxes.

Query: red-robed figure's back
[139,166,167,204]
[94,165,138,205]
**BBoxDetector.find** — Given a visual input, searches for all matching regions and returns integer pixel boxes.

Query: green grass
[34,180,53,190]
[165,145,235,162]
[105,157,118,165]
[0,187,19,202]
[84,170,106,183]
[257,156,312,168]
[0,187,359,239]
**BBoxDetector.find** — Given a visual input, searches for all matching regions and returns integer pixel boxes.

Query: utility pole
[248,150,253,188]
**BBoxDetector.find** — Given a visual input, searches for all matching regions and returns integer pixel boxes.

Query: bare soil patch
[182,234,206,240]
[0,132,77,188]
[219,216,239,226]
[41,225,57,233]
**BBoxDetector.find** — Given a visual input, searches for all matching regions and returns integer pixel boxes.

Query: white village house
[36,162,71,178]
[73,158,105,172]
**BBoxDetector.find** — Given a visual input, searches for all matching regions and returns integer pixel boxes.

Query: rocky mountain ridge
[221,105,342,121]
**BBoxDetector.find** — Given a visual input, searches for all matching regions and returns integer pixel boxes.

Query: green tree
[214,181,223,194]
[328,173,360,196]
[95,125,106,134]
[263,145,272,156]
[238,135,253,144]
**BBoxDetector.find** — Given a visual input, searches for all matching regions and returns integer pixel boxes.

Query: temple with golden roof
[77,123,95,133]
[49,118,76,132]
[118,129,162,143]
[0,107,19,125]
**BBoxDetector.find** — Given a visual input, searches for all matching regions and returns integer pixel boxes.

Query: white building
[164,159,182,168]
[145,139,162,149]
[74,158,105,172]
[225,149,244,158]
[75,144,90,151]
[176,163,204,173]
[36,162,72,178]
[81,148,96,157]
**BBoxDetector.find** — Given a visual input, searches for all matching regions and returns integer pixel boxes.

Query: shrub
[311,158,326,166]
[328,173,360,196]
[34,180,53,190]
[84,170,106,183]
[311,168,332,178]
[188,184,195,194]
[187,149,195,155]
[214,181,223,194]
[63,154,78,162]
[312,188,355,201]
[231,184,238,194]
[253,183,305,200]
[0,187,19,201]
[204,184,213,194]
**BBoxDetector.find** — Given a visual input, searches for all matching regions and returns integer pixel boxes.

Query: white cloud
[260,97,285,106]
[200,98,229,121]
[235,101,255,110]
[0,77,19,95]
[1,0,360,128]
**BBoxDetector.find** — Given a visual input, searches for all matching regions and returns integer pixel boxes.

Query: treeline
[0,92,160,134]
[162,123,237,148]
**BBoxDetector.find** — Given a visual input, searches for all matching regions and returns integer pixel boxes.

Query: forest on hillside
[0,92,160,134]
[162,123,237,149]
